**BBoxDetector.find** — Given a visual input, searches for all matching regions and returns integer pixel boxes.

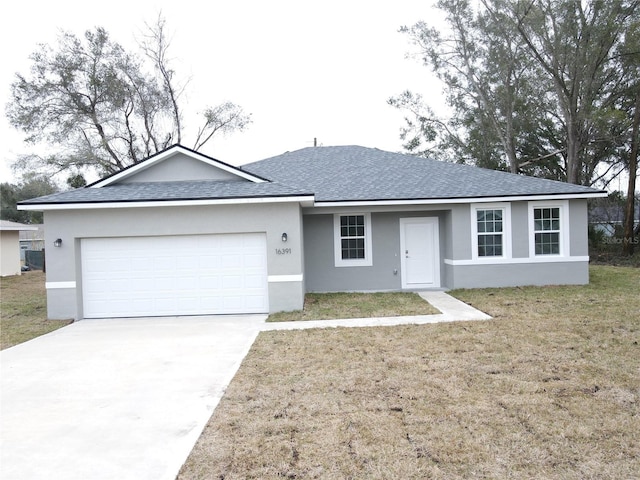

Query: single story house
[19,144,606,320]
[0,220,39,276]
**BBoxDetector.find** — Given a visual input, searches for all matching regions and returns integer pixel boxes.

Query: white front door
[400,217,440,289]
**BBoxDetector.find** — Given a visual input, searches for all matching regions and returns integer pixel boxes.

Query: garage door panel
[81,233,268,318]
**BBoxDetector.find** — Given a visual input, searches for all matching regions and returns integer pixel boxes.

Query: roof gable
[92,144,266,188]
[243,145,606,203]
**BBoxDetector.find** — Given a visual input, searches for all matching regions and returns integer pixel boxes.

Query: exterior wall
[122,153,241,183]
[306,198,592,293]
[510,201,530,258]
[447,261,589,289]
[0,231,21,276]
[445,198,591,289]
[42,197,594,318]
[43,202,304,319]
[569,199,589,256]
[304,209,447,292]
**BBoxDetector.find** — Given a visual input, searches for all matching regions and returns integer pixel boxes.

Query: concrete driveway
[0,315,265,480]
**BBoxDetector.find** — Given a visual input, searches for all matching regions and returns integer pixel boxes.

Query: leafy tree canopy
[391,0,639,187]
[1,174,60,224]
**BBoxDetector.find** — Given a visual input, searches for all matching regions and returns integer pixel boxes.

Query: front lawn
[267,292,439,322]
[179,265,640,479]
[0,271,72,350]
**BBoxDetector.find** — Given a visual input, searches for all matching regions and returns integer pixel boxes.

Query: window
[476,209,503,257]
[533,207,561,255]
[471,203,511,261]
[528,200,569,258]
[334,213,372,267]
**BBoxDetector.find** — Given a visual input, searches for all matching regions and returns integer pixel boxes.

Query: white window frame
[528,200,569,258]
[471,203,512,261]
[333,213,373,267]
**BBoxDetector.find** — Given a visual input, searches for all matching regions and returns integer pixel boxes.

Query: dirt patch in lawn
[179,266,640,479]
[0,271,72,350]
[267,292,439,322]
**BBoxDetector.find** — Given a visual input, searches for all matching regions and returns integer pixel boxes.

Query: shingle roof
[243,145,603,202]
[19,180,312,205]
[20,145,605,208]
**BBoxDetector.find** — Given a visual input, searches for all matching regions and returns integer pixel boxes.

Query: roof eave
[0,226,40,231]
[17,194,315,211]
[312,191,608,207]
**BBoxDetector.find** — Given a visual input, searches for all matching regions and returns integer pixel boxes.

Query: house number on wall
[275,248,292,255]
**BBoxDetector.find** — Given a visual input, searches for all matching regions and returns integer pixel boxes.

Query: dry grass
[268,292,439,322]
[0,271,72,350]
[179,266,640,479]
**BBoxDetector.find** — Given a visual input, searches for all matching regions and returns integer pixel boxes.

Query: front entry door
[400,217,440,289]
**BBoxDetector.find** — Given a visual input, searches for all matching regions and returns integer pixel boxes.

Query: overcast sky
[0,0,447,184]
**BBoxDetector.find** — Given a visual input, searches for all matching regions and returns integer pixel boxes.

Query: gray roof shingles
[243,145,603,202]
[21,145,604,206]
[20,180,312,205]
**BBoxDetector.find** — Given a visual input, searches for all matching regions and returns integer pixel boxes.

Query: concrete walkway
[262,291,491,331]
[0,292,489,480]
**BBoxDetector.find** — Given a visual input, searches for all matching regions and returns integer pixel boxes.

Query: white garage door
[81,233,268,318]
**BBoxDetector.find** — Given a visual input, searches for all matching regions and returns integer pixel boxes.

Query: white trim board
[313,192,606,208]
[267,274,303,283]
[18,196,315,211]
[444,256,589,266]
[46,281,76,289]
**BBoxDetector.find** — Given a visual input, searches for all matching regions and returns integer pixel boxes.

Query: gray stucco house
[19,144,606,320]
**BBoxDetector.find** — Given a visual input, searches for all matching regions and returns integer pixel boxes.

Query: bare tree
[6,17,251,178]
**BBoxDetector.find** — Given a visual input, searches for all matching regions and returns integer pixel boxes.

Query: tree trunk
[622,94,640,256]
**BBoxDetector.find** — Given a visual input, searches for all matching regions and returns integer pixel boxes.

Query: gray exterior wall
[445,198,591,289]
[306,198,592,293]
[447,261,589,289]
[304,210,447,292]
[569,199,589,256]
[122,153,242,183]
[511,201,530,258]
[44,202,304,319]
[43,197,592,319]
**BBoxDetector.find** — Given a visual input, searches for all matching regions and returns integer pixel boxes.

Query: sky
[0,0,447,184]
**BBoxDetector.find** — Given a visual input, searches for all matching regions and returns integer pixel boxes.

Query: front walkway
[262,291,491,331]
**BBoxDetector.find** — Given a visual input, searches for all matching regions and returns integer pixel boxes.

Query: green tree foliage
[0,175,59,224]
[6,17,251,178]
[391,0,639,186]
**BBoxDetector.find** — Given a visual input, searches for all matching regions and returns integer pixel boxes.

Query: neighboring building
[589,202,640,236]
[19,145,606,320]
[0,220,39,276]
[19,224,45,262]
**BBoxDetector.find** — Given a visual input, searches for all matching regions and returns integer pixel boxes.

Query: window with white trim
[471,203,511,260]
[533,206,561,255]
[333,213,372,267]
[528,200,569,257]
[477,209,503,256]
